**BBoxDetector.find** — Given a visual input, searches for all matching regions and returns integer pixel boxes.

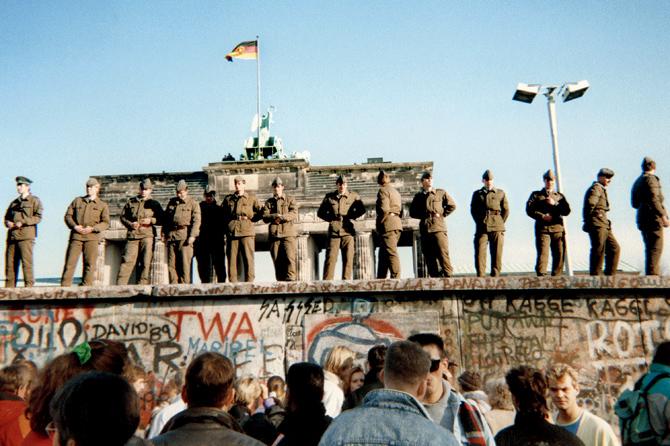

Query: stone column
[296,234,318,282]
[94,240,107,286]
[151,230,169,285]
[412,230,427,278]
[353,231,375,280]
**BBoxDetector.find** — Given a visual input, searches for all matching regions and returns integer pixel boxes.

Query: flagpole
[256,35,261,159]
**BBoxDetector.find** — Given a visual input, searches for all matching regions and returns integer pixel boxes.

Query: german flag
[225,40,258,61]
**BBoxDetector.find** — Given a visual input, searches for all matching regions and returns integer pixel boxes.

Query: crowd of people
[5,156,669,287]
[6,333,670,445]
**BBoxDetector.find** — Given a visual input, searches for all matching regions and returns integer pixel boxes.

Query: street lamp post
[513,80,590,276]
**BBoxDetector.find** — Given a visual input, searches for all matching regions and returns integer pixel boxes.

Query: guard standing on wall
[164,180,201,284]
[526,170,571,276]
[61,178,110,286]
[116,178,163,285]
[263,176,298,281]
[582,168,620,275]
[470,169,509,277]
[4,176,43,287]
[317,175,366,280]
[375,170,403,279]
[410,171,456,277]
[222,176,262,282]
[195,186,226,283]
[631,156,670,275]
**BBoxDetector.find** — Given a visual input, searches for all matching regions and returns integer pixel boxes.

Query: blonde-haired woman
[321,346,356,417]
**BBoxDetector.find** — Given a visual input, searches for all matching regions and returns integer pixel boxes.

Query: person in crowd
[319,340,459,446]
[375,170,403,278]
[408,333,495,446]
[494,365,584,446]
[4,176,43,288]
[346,366,365,395]
[0,362,38,446]
[274,362,331,446]
[321,345,356,418]
[146,371,186,439]
[526,169,571,276]
[19,340,129,446]
[631,156,670,275]
[61,177,110,286]
[582,168,620,275]
[232,376,277,445]
[262,177,298,281]
[194,185,226,283]
[458,370,492,416]
[265,376,286,428]
[343,344,387,410]
[470,169,509,277]
[546,364,618,446]
[317,175,366,280]
[151,352,262,446]
[222,176,263,282]
[483,378,515,435]
[164,180,201,284]
[116,178,163,285]
[48,371,140,446]
[410,171,457,277]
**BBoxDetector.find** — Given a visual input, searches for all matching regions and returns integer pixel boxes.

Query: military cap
[543,169,556,181]
[336,175,348,184]
[15,176,32,185]
[204,185,216,196]
[176,180,188,191]
[642,156,656,171]
[597,168,615,179]
[140,178,153,190]
[271,176,283,187]
[86,177,99,187]
[421,171,432,181]
[234,176,246,184]
[482,169,494,181]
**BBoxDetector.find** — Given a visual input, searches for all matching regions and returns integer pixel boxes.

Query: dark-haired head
[407,333,446,359]
[653,341,670,366]
[184,352,235,409]
[367,345,388,370]
[286,362,325,413]
[50,371,139,446]
[505,366,549,417]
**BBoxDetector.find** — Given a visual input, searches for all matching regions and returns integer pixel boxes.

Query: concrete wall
[2,275,669,426]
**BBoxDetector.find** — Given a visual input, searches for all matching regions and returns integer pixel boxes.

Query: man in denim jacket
[318,340,458,446]
[409,333,496,446]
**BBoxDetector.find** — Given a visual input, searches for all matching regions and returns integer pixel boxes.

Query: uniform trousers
[534,231,565,276]
[5,239,34,287]
[474,231,504,277]
[588,228,620,275]
[270,237,297,281]
[323,235,354,280]
[167,239,194,284]
[377,230,401,279]
[61,239,99,286]
[642,228,664,276]
[117,237,154,285]
[227,236,255,282]
[421,231,452,277]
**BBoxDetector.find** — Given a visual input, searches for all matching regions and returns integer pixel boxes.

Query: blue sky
[2,1,669,280]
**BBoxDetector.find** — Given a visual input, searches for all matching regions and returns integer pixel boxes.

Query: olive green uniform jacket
[470,187,509,233]
[376,184,403,233]
[164,196,201,241]
[222,192,263,237]
[64,196,110,241]
[317,190,366,236]
[262,194,298,238]
[409,189,456,233]
[120,196,163,239]
[5,195,43,241]
[526,189,571,233]
[632,172,668,230]
[582,182,611,231]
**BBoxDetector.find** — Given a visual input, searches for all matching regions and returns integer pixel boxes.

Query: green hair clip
[72,341,92,365]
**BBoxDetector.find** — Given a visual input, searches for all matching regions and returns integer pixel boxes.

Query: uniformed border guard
[375,170,402,279]
[470,169,509,277]
[317,175,366,280]
[61,177,110,286]
[263,176,298,281]
[164,180,201,284]
[116,178,163,285]
[631,156,670,275]
[410,171,456,277]
[583,168,620,275]
[526,169,571,276]
[4,176,43,287]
